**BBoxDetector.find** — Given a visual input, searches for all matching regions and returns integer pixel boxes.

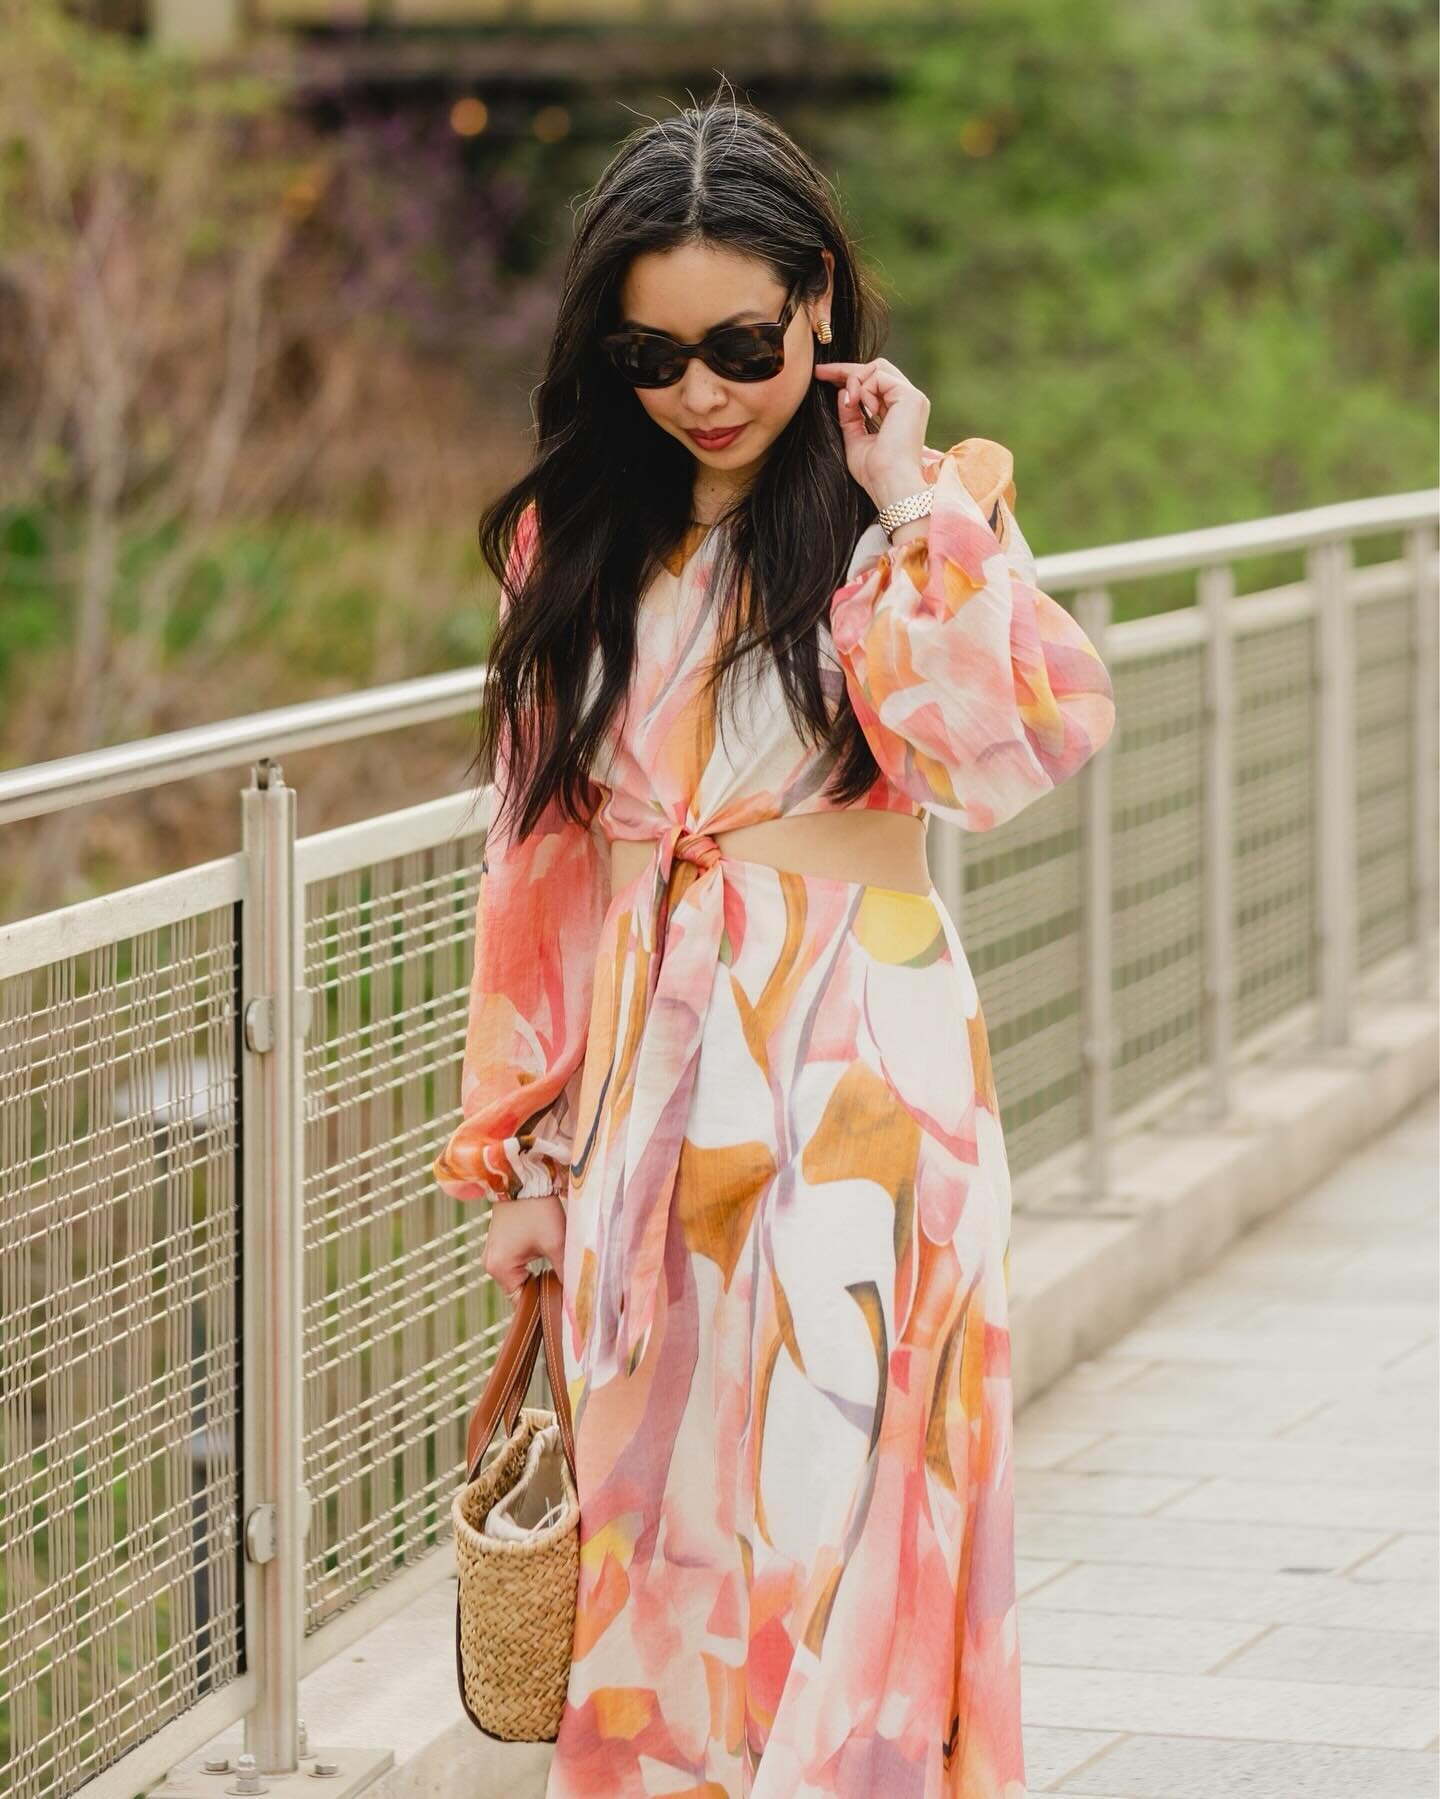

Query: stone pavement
[1012,1089,1439,1796]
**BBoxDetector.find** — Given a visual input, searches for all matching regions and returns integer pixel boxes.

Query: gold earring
[815,317,832,345]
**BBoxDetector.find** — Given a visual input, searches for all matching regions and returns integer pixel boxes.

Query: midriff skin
[610,808,931,898]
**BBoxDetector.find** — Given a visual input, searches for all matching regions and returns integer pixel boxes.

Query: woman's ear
[813,247,836,329]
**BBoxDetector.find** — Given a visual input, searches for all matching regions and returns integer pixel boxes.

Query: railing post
[1076,587,1113,1200]
[1408,524,1439,997]
[1200,562,1236,1118]
[240,759,308,1774]
[1313,539,1356,1047]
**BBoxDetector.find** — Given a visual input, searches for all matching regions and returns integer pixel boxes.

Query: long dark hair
[476,82,891,841]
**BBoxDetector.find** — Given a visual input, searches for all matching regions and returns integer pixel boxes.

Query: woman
[435,87,1115,1799]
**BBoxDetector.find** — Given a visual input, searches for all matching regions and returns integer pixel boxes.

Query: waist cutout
[610,808,930,897]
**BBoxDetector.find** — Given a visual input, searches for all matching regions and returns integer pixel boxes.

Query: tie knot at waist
[657,824,722,882]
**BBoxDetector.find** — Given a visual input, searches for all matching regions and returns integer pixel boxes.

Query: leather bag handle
[463,1267,576,1486]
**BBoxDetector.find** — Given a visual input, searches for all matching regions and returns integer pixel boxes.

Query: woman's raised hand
[812,357,931,512]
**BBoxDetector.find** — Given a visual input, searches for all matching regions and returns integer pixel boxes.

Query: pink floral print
[436,439,1116,1796]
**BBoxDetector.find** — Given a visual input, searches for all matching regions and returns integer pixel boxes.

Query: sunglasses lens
[708,327,784,380]
[607,339,682,386]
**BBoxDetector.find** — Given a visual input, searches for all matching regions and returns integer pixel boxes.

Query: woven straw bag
[453,1267,579,1741]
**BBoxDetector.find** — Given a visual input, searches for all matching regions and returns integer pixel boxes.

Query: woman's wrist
[872,465,928,513]
[873,464,931,551]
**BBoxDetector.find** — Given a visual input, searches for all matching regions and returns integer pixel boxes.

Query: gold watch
[876,487,935,541]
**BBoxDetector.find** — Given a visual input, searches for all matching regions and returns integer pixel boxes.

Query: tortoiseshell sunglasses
[600,274,806,388]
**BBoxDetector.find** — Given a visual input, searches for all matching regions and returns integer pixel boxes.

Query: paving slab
[1021,1661,1435,1747]
[1027,1556,1440,1634]
[1058,1429,1437,1490]
[1050,1733,1440,1798]
[1217,1622,1439,1688]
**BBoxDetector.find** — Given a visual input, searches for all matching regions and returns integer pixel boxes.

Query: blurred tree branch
[0,0,366,906]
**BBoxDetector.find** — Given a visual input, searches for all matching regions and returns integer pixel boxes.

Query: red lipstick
[687,424,745,450]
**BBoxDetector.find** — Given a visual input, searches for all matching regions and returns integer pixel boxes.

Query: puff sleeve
[829,437,1117,831]
[433,502,612,1203]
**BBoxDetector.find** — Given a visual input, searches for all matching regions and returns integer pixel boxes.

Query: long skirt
[546,856,1027,1798]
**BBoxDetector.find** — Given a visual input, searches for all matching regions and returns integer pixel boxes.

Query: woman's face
[615,242,833,498]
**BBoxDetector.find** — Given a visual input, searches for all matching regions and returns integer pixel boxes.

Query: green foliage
[812,0,1437,598]
[0,0,289,253]
[0,508,63,682]
[0,504,486,726]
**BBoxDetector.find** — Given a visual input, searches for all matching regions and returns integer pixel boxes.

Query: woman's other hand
[482,1193,567,1300]
[812,357,931,512]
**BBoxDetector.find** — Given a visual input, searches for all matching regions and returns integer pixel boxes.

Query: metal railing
[1,485,1436,1799]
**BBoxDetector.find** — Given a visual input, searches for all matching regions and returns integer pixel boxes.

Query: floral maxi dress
[435,438,1117,1798]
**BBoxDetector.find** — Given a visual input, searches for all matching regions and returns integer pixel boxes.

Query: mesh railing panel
[1353,593,1417,971]
[300,831,503,1635]
[1108,645,1207,1116]
[955,780,1086,1176]
[1232,616,1320,1041]
[0,910,242,1799]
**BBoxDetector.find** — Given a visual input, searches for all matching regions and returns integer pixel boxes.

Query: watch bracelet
[876,486,935,541]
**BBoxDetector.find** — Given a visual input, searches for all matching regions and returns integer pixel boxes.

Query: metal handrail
[1036,486,1437,584]
[2,486,1434,828]
[0,667,487,827]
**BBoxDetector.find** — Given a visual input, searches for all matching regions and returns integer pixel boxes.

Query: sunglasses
[600,274,806,388]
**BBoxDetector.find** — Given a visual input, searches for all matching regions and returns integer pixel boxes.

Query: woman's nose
[677,364,730,412]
